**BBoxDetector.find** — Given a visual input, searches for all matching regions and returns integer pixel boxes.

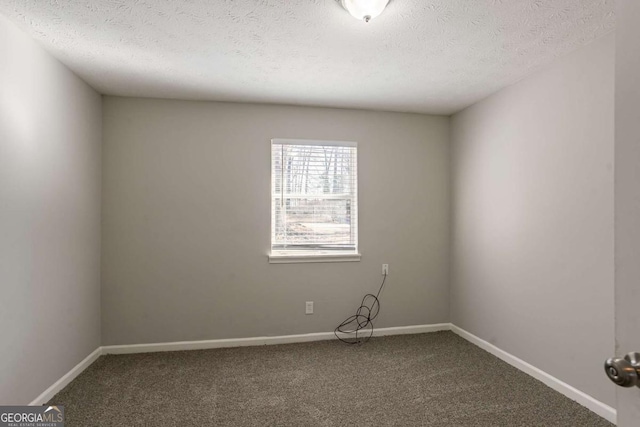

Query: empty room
[2,0,640,425]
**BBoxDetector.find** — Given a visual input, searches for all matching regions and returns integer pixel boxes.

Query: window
[269,139,360,263]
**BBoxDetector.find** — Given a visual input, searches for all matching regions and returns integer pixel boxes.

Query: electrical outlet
[305,301,314,315]
[382,264,389,275]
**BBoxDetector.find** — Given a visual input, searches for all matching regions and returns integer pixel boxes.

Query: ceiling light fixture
[340,0,390,23]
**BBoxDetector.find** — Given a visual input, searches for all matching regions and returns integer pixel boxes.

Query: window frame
[268,138,361,264]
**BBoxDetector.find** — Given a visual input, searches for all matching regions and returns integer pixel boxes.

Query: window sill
[268,251,361,264]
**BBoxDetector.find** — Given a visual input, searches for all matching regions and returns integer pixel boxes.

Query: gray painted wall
[101,97,450,345]
[0,16,102,404]
[615,0,640,423]
[450,34,615,406]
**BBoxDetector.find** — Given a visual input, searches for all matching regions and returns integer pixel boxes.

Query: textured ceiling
[0,0,615,114]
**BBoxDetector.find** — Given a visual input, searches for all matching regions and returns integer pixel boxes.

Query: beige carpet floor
[49,331,612,426]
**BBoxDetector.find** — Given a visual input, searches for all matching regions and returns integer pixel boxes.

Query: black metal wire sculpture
[334,273,387,344]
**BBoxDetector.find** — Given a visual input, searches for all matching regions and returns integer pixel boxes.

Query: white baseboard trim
[370,323,451,337]
[450,324,617,424]
[29,324,450,404]
[31,323,614,425]
[29,347,102,406]
[102,323,451,355]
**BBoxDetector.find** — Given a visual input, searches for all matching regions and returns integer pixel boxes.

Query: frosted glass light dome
[341,0,390,22]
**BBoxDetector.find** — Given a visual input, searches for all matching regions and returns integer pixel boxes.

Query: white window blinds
[271,139,358,253]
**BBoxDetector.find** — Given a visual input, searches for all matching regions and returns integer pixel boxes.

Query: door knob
[604,352,640,388]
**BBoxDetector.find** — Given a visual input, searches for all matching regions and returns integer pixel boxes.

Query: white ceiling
[0,0,615,115]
